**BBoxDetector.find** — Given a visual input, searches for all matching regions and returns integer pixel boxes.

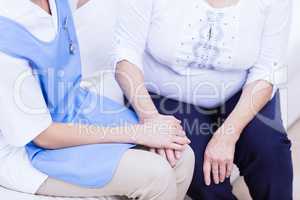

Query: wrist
[111,124,144,144]
[129,124,148,145]
[139,111,160,123]
[215,123,241,143]
[213,131,239,145]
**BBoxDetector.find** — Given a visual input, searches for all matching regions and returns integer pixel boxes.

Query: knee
[184,145,196,165]
[179,146,195,167]
[252,131,291,161]
[240,124,292,175]
[176,145,195,181]
[242,117,291,157]
[152,156,177,189]
[142,154,177,199]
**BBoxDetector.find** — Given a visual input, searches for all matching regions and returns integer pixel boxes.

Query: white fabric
[0,0,77,194]
[113,0,292,108]
[74,0,124,105]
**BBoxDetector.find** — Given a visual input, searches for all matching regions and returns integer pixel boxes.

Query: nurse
[0,0,194,199]
[114,0,293,199]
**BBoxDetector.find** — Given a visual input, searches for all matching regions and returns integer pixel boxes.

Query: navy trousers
[149,91,293,200]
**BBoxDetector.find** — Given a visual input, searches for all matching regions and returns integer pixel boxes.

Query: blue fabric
[150,91,293,200]
[0,0,137,188]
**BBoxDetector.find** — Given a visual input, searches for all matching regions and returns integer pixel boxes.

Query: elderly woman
[0,0,194,199]
[114,0,293,199]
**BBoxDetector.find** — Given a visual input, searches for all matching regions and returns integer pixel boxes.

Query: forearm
[221,80,273,140]
[116,61,158,121]
[34,122,141,149]
[115,61,186,160]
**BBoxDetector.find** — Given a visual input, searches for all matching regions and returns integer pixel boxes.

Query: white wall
[281,0,300,128]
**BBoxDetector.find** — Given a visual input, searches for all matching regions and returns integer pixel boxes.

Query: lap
[27,96,139,188]
[231,92,290,159]
[150,91,290,164]
[36,148,192,198]
[150,91,293,199]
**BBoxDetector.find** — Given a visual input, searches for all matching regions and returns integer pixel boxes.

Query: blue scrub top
[0,0,137,188]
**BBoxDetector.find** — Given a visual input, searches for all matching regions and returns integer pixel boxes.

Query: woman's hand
[142,114,185,167]
[150,148,182,167]
[203,81,273,185]
[203,127,239,185]
[136,115,190,151]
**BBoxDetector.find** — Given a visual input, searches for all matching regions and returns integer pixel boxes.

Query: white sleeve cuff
[112,48,144,73]
[244,81,278,100]
[3,114,52,147]
[244,63,287,99]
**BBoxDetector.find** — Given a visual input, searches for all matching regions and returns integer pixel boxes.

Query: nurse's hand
[203,127,239,186]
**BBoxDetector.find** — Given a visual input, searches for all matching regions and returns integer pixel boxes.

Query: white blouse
[113,0,292,108]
